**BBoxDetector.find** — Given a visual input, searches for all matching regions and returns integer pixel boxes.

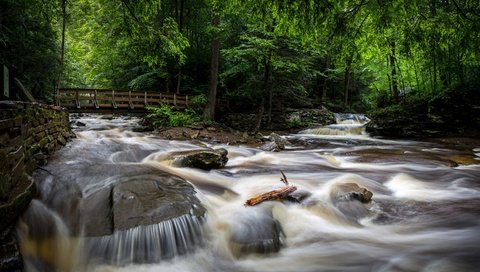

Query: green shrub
[190,94,208,108]
[145,105,200,127]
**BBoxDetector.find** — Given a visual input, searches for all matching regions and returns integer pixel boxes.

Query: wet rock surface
[0,229,23,272]
[329,183,373,221]
[113,174,204,230]
[33,164,205,237]
[171,148,229,170]
[260,132,289,152]
[330,183,373,203]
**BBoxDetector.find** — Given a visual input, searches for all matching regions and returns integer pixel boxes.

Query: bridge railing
[56,88,189,110]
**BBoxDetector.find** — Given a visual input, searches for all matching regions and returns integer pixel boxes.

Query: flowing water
[17,114,480,272]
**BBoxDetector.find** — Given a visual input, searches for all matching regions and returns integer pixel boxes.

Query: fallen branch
[244,170,297,206]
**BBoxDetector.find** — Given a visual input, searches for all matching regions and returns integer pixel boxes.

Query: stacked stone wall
[0,101,71,271]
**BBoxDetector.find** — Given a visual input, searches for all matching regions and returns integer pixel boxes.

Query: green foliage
[128,72,167,91]
[4,0,479,118]
[146,105,200,127]
[0,0,61,100]
[190,94,208,109]
[61,0,193,90]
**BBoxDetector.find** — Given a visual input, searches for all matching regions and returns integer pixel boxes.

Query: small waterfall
[85,214,205,265]
[17,200,86,272]
[17,200,206,270]
[300,113,370,136]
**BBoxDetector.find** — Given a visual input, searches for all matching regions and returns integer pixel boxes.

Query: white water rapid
[17,113,480,272]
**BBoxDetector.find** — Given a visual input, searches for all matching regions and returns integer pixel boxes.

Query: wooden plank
[61,104,77,108]
[77,96,96,100]
[27,85,44,101]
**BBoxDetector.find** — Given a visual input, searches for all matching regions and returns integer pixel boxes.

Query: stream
[17,113,480,272]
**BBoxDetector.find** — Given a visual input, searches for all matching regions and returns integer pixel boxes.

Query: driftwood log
[244,171,297,206]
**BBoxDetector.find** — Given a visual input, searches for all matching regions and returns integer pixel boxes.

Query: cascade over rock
[112,175,204,230]
[228,208,283,257]
[329,183,373,221]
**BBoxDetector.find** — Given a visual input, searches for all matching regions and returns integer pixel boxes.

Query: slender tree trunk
[322,58,329,102]
[386,57,392,95]
[176,68,182,94]
[176,0,184,94]
[411,51,421,92]
[254,98,265,133]
[389,41,399,101]
[204,15,220,120]
[268,84,273,126]
[430,0,438,94]
[263,57,271,126]
[344,54,353,108]
[60,0,66,68]
[57,0,67,89]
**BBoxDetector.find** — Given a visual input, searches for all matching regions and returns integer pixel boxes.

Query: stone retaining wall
[0,101,71,271]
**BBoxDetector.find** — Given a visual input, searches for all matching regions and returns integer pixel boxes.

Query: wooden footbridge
[56,88,189,112]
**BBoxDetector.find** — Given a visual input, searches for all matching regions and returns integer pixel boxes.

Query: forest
[1,0,479,133]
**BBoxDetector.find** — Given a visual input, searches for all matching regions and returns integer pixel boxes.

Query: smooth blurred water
[17,114,480,272]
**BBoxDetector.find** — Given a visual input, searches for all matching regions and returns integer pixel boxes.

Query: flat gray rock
[112,173,204,231]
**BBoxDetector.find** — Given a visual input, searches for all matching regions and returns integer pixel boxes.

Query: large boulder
[112,174,205,230]
[27,165,207,266]
[171,148,228,170]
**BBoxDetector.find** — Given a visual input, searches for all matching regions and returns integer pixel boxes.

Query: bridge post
[112,89,117,109]
[75,89,80,108]
[174,93,177,106]
[128,90,133,109]
[144,91,147,106]
[186,95,189,107]
[94,89,99,109]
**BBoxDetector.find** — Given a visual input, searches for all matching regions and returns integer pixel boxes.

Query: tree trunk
[60,0,66,68]
[430,0,438,94]
[411,51,421,92]
[344,54,353,108]
[389,41,399,101]
[176,67,182,94]
[204,15,220,120]
[254,98,265,133]
[432,48,437,93]
[322,58,329,102]
[175,0,184,94]
[268,84,273,126]
[263,57,271,127]
[58,0,67,89]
